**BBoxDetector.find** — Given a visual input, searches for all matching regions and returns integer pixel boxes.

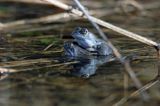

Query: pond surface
[0,0,160,106]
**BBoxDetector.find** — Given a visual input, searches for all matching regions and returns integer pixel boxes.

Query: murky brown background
[0,0,160,106]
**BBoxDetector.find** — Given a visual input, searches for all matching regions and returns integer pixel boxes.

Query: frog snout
[80,28,88,35]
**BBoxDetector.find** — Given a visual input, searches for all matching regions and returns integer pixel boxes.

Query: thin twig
[73,0,148,99]
[1,1,159,33]
[43,41,55,51]
[0,0,51,5]
[0,67,17,74]
[20,61,78,72]
[1,13,73,32]
[0,61,78,74]
[44,0,158,47]
[73,0,123,59]
[114,77,159,106]
[0,9,115,32]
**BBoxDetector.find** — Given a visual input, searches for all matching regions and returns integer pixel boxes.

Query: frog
[64,27,113,57]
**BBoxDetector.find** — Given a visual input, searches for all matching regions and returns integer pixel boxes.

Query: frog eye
[80,28,88,35]
[72,27,81,36]
[97,45,101,49]
[75,27,81,32]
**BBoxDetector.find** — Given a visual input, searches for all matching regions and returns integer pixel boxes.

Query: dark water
[0,0,160,106]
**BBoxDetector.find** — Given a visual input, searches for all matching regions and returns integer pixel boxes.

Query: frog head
[71,27,88,40]
[64,27,113,56]
[71,27,97,49]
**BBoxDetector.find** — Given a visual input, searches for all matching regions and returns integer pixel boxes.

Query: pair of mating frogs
[64,27,112,57]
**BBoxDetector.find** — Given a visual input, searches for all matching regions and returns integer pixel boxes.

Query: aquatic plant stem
[44,0,158,47]
[114,77,159,106]
[0,67,17,74]
[73,0,147,95]
[73,0,121,59]
[44,0,160,78]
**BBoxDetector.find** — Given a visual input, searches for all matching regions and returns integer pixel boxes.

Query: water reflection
[67,55,115,78]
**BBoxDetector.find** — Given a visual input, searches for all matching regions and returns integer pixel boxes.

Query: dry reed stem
[0,67,17,74]
[56,0,148,99]
[20,61,78,72]
[44,0,158,47]
[0,9,116,32]
[0,58,53,68]
[1,13,72,31]
[0,60,78,74]
[0,1,158,33]
[0,0,51,5]
[114,77,159,106]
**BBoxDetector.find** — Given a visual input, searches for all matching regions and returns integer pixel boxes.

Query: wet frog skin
[64,27,113,57]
